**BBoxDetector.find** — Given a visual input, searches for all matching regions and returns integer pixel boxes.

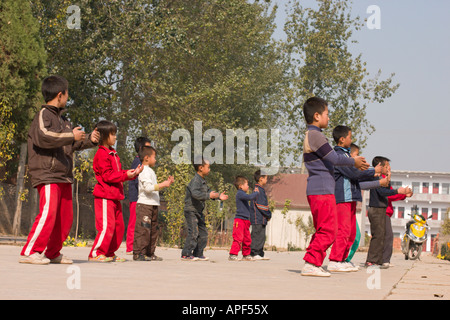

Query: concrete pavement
[0,243,449,300]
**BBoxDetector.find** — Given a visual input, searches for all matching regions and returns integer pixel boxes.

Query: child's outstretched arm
[30,110,81,149]
[126,164,143,180]
[306,130,356,167]
[237,189,259,201]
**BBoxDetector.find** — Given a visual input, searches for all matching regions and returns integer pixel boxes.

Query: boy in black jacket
[365,156,409,267]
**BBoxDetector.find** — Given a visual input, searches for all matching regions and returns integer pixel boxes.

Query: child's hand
[374,163,382,176]
[405,187,413,197]
[219,192,228,201]
[209,191,219,199]
[254,187,259,193]
[160,176,175,189]
[405,186,413,197]
[73,127,86,141]
[127,164,143,178]
[397,187,408,194]
[354,156,369,170]
[160,180,171,188]
[90,128,100,144]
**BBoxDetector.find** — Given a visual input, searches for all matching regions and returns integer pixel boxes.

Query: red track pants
[329,202,357,262]
[126,201,137,252]
[89,198,124,258]
[303,195,338,267]
[21,183,73,259]
[229,218,251,256]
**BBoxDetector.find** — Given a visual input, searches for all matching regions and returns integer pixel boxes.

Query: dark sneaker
[133,254,152,261]
[181,255,199,261]
[195,256,209,261]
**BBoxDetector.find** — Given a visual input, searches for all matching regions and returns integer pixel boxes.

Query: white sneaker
[327,261,353,273]
[342,261,359,271]
[252,255,264,260]
[19,253,50,265]
[301,262,331,277]
[47,254,73,264]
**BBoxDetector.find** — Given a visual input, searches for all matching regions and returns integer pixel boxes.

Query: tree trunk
[12,142,27,239]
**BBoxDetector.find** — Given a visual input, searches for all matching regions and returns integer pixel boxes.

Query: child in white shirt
[133,146,174,261]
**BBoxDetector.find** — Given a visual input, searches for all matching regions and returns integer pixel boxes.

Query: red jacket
[386,184,406,217]
[93,145,134,200]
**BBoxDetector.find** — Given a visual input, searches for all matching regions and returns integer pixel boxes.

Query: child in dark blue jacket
[229,176,259,261]
[328,126,381,272]
[250,170,272,260]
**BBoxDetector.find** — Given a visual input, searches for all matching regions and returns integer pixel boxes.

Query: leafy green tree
[32,0,286,168]
[31,0,287,244]
[0,0,46,143]
[281,0,399,163]
[0,0,46,235]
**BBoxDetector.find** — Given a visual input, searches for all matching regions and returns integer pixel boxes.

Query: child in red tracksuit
[88,120,143,262]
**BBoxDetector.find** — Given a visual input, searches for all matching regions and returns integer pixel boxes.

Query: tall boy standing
[181,157,228,261]
[301,97,369,277]
[250,170,272,260]
[20,75,99,264]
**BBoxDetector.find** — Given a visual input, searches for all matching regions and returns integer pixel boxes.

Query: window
[391,181,402,189]
[442,183,449,195]
[412,182,420,194]
[422,182,429,194]
[398,207,405,219]
[433,183,439,194]
[422,207,428,219]
[432,208,439,220]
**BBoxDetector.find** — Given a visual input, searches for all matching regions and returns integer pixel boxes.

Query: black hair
[234,176,248,190]
[138,145,156,162]
[134,136,151,153]
[95,120,117,146]
[193,156,209,172]
[350,143,360,153]
[372,156,391,167]
[302,96,328,124]
[332,125,352,144]
[254,169,267,183]
[41,75,69,103]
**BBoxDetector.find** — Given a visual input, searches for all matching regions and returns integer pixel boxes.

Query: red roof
[265,173,363,211]
[265,174,310,210]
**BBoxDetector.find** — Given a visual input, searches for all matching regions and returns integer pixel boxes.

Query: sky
[271,0,450,173]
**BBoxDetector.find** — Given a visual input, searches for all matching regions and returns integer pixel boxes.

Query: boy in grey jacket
[181,157,228,260]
